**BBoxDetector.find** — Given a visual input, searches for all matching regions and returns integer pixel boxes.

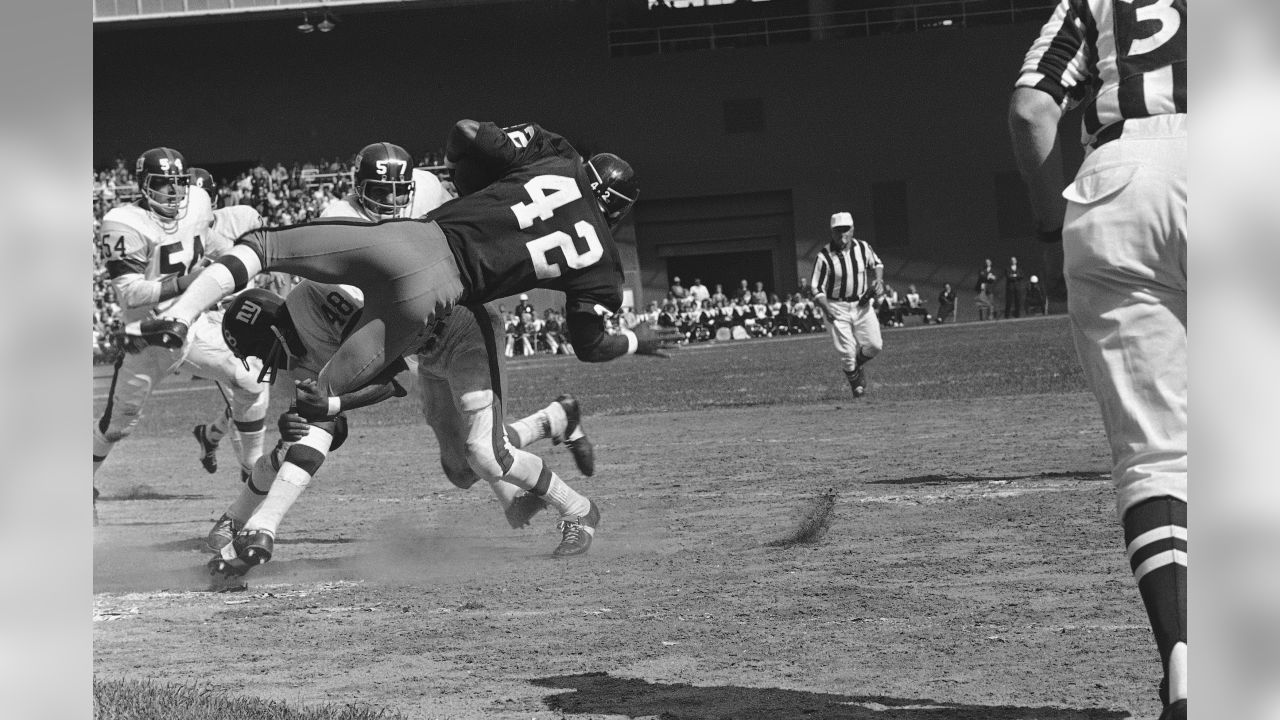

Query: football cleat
[553,394,596,477]
[552,500,601,558]
[504,492,547,529]
[237,529,275,566]
[193,424,219,474]
[116,318,189,352]
[847,367,867,398]
[204,513,242,554]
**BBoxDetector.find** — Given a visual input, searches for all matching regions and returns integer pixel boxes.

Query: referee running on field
[810,211,884,398]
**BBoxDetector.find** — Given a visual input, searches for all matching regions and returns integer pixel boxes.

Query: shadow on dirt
[530,672,1129,720]
[872,471,1108,486]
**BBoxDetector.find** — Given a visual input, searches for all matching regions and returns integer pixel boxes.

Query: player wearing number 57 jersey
[1010,1,1186,718]
[93,148,269,497]
[133,121,681,408]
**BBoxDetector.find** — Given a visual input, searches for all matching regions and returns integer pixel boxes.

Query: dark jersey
[427,122,625,320]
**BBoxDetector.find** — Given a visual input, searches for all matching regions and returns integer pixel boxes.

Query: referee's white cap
[830,212,853,229]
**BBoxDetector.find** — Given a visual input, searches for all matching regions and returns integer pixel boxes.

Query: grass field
[93,315,1163,720]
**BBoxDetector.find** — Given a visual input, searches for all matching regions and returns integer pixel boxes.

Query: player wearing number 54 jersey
[129,121,681,407]
[93,148,268,497]
[1010,1,1186,718]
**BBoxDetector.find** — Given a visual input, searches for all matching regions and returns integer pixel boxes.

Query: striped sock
[1123,496,1187,705]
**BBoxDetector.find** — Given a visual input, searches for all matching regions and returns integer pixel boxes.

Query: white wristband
[327,396,342,417]
[621,328,638,355]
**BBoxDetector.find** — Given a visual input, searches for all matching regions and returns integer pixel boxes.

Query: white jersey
[283,280,365,380]
[98,191,214,322]
[410,168,454,218]
[207,205,263,259]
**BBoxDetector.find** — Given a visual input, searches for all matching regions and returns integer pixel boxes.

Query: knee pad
[464,437,510,481]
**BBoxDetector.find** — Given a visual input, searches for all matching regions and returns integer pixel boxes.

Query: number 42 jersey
[426,122,625,320]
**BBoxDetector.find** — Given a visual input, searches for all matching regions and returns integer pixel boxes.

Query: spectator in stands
[688,277,710,304]
[710,283,728,307]
[658,302,679,331]
[936,282,957,324]
[735,279,752,304]
[975,257,999,316]
[975,281,995,321]
[750,281,768,306]
[900,284,931,324]
[642,301,661,325]
[669,276,688,301]
[1004,255,1027,319]
[877,284,903,327]
[515,293,535,319]
[1026,274,1049,316]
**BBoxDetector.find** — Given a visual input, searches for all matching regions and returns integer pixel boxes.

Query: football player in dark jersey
[126,121,679,409]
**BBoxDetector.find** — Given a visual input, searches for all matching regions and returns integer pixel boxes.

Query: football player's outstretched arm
[566,312,681,361]
[294,358,410,421]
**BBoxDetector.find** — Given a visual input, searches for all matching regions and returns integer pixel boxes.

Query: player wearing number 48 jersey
[1009,1,1186,719]
[93,149,268,504]
[126,120,681,402]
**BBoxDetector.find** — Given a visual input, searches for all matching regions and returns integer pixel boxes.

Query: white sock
[244,462,309,536]
[541,473,590,519]
[235,428,266,474]
[206,409,231,444]
[227,450,280,521]
[542,401,568,441]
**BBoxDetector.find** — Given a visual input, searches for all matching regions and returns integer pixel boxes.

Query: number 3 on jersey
[512,175,603,279]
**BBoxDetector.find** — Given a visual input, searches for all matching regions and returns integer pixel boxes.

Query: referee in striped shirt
[810,212,883,397]
[1009,2,1186,719]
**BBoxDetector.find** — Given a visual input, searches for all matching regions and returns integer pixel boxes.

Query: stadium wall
[94,2,1075,307]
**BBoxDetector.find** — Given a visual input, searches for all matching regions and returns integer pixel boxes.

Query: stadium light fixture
[317,13,336,32]
[297,13,315,33]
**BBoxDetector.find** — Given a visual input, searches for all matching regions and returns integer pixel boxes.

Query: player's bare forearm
[296,359,410,419]
[1008,87,1067,233]
[336,358,410,412]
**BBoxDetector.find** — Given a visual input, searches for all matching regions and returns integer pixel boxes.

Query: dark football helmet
[136,147,191,222]
[353,142,414,218]
[586,153,638,228]
[222,288,291,383]
[189,167,219,208]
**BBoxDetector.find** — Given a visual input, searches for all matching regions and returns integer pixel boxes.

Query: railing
[609,0,1057,56]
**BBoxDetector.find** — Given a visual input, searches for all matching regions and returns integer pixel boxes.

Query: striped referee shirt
[1015,0,1187,147]
[810,240,882,303]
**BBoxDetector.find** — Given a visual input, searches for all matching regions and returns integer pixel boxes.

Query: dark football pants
[241,218,466,397]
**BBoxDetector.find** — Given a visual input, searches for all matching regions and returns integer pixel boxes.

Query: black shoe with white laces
[193,424,219,474]
[552,500,601,558]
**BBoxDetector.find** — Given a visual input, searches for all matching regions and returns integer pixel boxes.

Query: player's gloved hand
[632,324,683,358]
[276,409,311,443]
[294,378,337,421]
[113,317,189,353]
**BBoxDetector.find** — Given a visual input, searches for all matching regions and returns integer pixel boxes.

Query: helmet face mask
[586,153,638,228]
[354,142,415,219]
[136,147,190,223]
